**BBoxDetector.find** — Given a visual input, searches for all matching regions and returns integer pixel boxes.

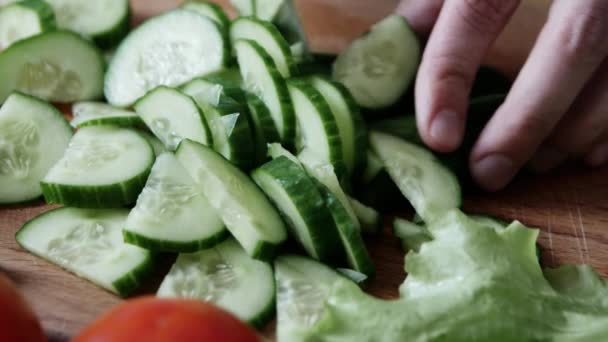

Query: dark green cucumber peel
[112,252,155,297]
[246,93,281,165]
[122,228,230,254]
[212,93,256,170]
[93,2,131,49]
[75,115,145,129]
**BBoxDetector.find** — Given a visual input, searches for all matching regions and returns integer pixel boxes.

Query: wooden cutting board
[1,0,607,341]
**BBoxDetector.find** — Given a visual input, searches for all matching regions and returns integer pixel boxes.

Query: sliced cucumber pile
[71,101,143,128]
[41,126,154,208]
[0,0,55,50]
[105,9,229,107]
[16,207,153,296]
[0,30,105,103]
[181,1,230,29]
[333,15,421,110]
[158,239,275,327]
[124,153,227,253]
[0,92,72,204]
[45,0,130,48]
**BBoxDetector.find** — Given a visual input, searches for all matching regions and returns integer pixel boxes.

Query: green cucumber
[105,9,229,107]
[182,1,230,28]
[16,207,153,297]
[267,142,299,164]
[252,0,309,59]
[247,94,280,165]
[349,197,382,234]
[235,39,295,146]
[71,102,143,128]
[370,131,461,222]
[0,30,105,103]
[0,0,55,50]
[0,92,72,204]
[124,153,228,253]
[41,126,154,208]
[252,156,342,262]
[309,76,367,176]
[176,140,287,261]
[45,0,130,48]
[393,217,431,252]
[182,78,255,170]
[138,131,167,157]
[134,86,212,151]
[230,17,297,77]
[157,238,275,327]
[333,15,421,109]
[287,79,344,175]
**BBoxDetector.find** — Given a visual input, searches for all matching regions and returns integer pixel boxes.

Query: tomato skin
[72,297,260,342]
[0,274,46,342]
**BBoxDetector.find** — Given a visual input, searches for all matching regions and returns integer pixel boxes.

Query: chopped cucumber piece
[370,131,461,222]
[182,78,255,170]
[71,102,143,128]
[135,86,212,151]
[0,0,55,50]
[393,217,431,252]
[41,126,154,208]
[235,39,295,146]
[138,131,167,157]
[360,149,384,183]
[176,140,287,261]
[157,239,275,327]
[0,92,72,204]
[275,255,348,341]
[105,9,229,107]
[45,0,130,48]
[230,17,296,77]
[124,153,227,253]
[309,76,367,176]
[349,197,382,234]
[288,79,344,175]
[252,156,342,262]
[267,142,299,164]
[253,0,309,59]
[247,94,280,165]
[0,30,105,103]
[333,15,420,109]
[181,1,230,28]
[16,207,153,296]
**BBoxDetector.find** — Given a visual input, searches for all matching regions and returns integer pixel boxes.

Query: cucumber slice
[16,207,153,297]
[0,0,55,50]
[333,15,421,109]
[0,92,72,204]
[157,239,275,327]
[182,78,255,170]
[124,153,228,253]
[182,1,230,28]
[105,9,229,107]
[349,197,382,234]
[0,30,105,104]
[235,39,295,146]
[247,94,280,165]
[309,76,367,176]
[176,140,287,261]
[229,0,254,16]
[267,142,299,164]
[252,156,342,262]
[71,102,143,128]
[253,0,309,59]
[360,149,384,183]
[138,131,167,157]
[275,255,347,341]
[370,131,461,222]
[287,79,344,174]
[41,126,154,208]
[230,17,296,77]
[393,217,431,252]
[45,0,129,48]
[134,86,212,151]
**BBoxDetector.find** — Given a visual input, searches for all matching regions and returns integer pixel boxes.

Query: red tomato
[0,273,46,342]
[72,297,260,342]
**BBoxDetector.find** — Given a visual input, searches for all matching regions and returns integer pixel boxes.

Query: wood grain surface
[1,0,606,341]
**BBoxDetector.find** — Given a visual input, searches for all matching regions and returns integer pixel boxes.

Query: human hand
[397,0,608,191]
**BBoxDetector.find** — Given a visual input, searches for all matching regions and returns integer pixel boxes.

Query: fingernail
[430,110,462,150]
[472,154,515,191]
[585,142,608,167]
[529,146,565,173]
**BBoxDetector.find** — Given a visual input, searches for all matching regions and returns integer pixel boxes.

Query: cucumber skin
[13,0,57,32]
[182,1,230,28]
[246,94,280,165]
[123,228,230,254]
[252,156,343,263]
[216,99,256,171]
[236,39,296,148]
[92,1,131,49]
[287,78,346,179]
[74,116,145,129]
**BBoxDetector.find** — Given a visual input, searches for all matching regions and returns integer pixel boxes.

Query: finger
[470,0,608,191]
[395,0,444,36]
[529,59,608,172]
[416,0,520,153]
[585,136,608,167]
